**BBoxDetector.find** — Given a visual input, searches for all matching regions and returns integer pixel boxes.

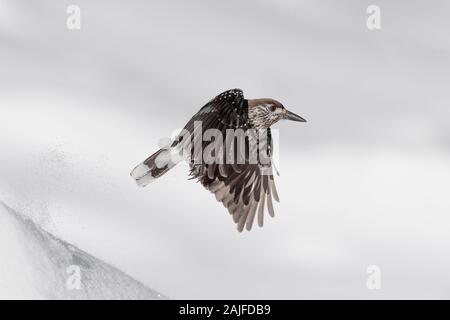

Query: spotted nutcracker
[131,89,306,232]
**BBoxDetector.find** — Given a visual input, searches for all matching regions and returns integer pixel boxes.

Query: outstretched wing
[183,89,280,232]
[201,162,280,232]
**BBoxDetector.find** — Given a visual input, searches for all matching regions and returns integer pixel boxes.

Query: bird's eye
[269,105,276,112]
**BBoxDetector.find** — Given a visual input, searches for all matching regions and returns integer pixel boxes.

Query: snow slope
[0,202,165,300]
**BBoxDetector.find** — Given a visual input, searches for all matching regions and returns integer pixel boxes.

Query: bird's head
[247,98,306,129]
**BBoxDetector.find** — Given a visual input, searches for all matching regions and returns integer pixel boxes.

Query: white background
[1,0,450,298]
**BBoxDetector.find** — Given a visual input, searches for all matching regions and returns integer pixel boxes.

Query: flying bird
[131,89,306,232]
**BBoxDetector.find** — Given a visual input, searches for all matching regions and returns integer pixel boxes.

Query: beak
[284,110,307,122]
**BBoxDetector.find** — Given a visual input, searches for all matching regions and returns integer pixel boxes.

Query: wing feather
[183,89,279,232]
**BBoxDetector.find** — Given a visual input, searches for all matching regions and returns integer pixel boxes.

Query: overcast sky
[1,0,450,298]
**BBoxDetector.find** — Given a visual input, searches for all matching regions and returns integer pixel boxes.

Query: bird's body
[131,89,306,232]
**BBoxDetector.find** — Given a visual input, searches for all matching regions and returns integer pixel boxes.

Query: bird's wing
[176,88,247,137]
[179,89,279,232]
[201,161,280,232]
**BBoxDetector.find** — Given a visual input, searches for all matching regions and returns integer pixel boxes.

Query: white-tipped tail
[130,163,155,187]
[131,148,180,187]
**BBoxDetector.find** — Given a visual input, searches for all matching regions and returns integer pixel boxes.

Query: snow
[0,202,166,300]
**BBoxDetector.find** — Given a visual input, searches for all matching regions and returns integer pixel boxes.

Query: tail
[130,148,179,187]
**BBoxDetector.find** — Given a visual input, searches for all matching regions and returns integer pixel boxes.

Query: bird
[131,89,306,232]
